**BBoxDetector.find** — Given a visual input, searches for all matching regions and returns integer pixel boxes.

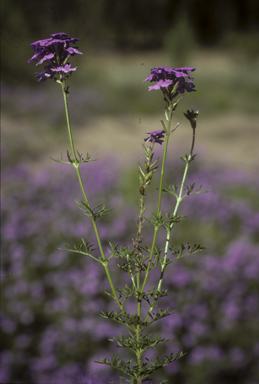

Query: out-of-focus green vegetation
[2,0,259,122]
[2,0,259,85]
[75,47,259,117]
[2,46,259,120]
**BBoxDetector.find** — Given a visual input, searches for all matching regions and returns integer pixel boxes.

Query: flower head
[143,66,196,102]
[144,130,165,145]
[28,32,83,82]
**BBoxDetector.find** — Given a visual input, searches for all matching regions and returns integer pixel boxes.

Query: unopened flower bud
[184,109,199,129]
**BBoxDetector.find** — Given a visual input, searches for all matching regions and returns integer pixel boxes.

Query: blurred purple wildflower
[143,66,196,102]
[144,129,165,145]
[2,158,259,383]
[28,32,82,82]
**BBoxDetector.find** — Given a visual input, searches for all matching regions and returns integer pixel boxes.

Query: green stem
[144,126,195,321]
[157,126,196,291]
[143,159,190,324]
[136,327,143,384]
[158,158,189,290]
[60,81,123,312]
[141,106,173,294]
[135,193,144,318]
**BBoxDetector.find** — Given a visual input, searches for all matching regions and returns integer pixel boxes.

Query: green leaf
[169,242,206,263]
[50,152,71,164]
[58,239,100,262]
[162,183,179,196]
[76,200,112,219]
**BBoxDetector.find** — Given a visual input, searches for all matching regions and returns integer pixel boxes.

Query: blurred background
[2,1,259,383]
[2,0,259,170]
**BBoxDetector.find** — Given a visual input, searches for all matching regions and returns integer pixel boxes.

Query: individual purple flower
[143,66,196,102]
[144,130,165,145]
[28,32,82,82]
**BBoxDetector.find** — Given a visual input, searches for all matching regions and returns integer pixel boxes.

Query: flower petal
[148,80,172,91]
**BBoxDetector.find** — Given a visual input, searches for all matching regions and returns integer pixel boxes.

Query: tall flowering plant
[28,33,205,384]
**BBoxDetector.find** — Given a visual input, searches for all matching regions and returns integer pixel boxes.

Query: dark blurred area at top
[2,0,259,84]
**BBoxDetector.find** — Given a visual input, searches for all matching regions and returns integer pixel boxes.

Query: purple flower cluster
[143,66,196,101]
[2,159,259,383]
[28,32,82,82]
